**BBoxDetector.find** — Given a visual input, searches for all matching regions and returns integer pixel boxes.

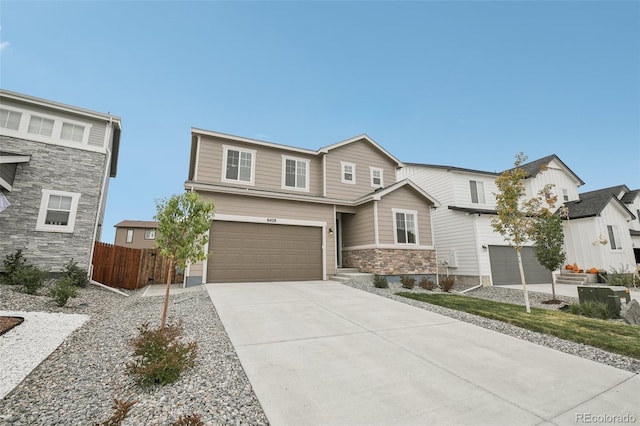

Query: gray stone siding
[342,248,437,275]
[0,136,107,272]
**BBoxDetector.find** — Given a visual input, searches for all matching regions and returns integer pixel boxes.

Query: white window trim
[392,208,419,245]
[0,105,97,152]
[221,145,256,185]
[144,229,156,240]
[35,189,81,233]
[281,155,310,192]
[470,180,486,204]
[126,229,134,243]
[341,161,356,184]
[370,167,384,188]
[607,225,623,251]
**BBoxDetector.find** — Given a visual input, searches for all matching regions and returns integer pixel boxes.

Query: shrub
[16,265,48,295]
[94,398,138,426]
[419,277,436,290]
[127,322,198,387]
[400,275,415,289]
[440,277,455,293]
[1,249,27,285]
[49,277,79,307]
[576,301,611,319]
[172,414,205,426]
[568,303,581,315]
[373,275,388,288]
[62,258,89,288]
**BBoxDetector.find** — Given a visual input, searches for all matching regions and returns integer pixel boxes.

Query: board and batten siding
[398,166,454,207]
[325,140,397,200]
[342,204,376,247]
[451,171,497,209]
[195,135,323,196]
[377,186,434,246]
[525,160,580,203]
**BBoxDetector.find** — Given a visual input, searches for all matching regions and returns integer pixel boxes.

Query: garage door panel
[488,246,551,285]
[208,221,322,283]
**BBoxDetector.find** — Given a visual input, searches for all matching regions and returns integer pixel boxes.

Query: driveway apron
[204,281,639,426]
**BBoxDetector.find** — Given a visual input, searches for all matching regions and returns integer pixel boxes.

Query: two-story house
[621,189,640,265]
[400,155,585,286]
[0,89,121,272]
[113,220,158,249]
[183,129,439,285]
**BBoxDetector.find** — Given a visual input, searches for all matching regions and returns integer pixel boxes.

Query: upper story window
[637,209,640,225]
[144,229,156,240]
[61,123,86,143]
[0,108,21,130]
[222,145,255,185]
[35,189,81,233]
[607,225,622,250]
[562,188,569,202]
[126,229,134,243]
[341,162,356,184]
[370,167,384,188]
[393,209,418,245]
[28,115,54,137]
[282,156,309,191]
[469,180,486,204]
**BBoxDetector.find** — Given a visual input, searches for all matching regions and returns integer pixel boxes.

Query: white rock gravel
[0,283,268,426]
[343,280,640,374]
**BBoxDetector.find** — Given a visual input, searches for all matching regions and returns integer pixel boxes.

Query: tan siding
[114,227,156,249]
[325,140,398,200]
[195,135,322,196]
[343,204,375,247]
[377,186,434,246]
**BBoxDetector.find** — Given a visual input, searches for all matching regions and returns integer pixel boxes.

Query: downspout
[473,212,484,286]
[322,153,327,197]
[88,119,113,282]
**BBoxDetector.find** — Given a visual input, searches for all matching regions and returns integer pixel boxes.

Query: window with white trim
[28,115,54,137]
[35,189,81,233]
[61,122,85,143]
[393,209,418,245]
[126,229,134,243]
[370,167,384,188]
[222,145,255,184]
[607,225,622,250]
[0,108,21,130]
[145,229,156,240]
[341,162,356,184]
[637,209,640,225]
[283,156,309,190]
[470,180,486,204]
[562,188,569,202]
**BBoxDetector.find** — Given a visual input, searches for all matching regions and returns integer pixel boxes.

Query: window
[562,189,569,202]
[222,146,255,184]
[0,109,21,130]
[370,167,384,188]
[35,189,81,233]
[282,156,309,190]
[607,225,622,250]
[637,209,640,225]
[341,162,356,184]
[28,115,54,137]
[61,122,85,143]
[470,180,486,204]
[145,229,156,240]
[126,229,134,243]
[393,209,418,245]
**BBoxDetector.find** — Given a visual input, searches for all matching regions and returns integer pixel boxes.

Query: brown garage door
[207,221,323,283]
[488,245,552,285]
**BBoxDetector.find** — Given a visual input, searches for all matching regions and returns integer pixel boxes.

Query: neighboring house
[113,220,158,249]
[400,155,585,286]
[563,185,637,272]
[184,129,439,284]
[621,189,640,265]
[0,89,121,272]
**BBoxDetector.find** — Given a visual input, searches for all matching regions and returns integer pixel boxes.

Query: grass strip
[396,292,640,359]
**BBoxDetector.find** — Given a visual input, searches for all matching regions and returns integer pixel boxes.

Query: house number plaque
[266,218,277,223]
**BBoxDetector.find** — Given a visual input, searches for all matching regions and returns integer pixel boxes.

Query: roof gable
[318,134,403,167]
[514,154,585,186]
[355,178,440,207]
[564,187,636,220]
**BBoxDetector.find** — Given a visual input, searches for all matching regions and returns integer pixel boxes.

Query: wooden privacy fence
[92,242,183,290]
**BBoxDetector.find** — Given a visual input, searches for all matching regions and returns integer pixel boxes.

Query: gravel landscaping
[343,280,640,374]
[2,279,639,425]
[0,283,269,426]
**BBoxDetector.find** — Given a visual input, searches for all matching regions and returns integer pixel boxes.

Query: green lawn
[396,292,640,359]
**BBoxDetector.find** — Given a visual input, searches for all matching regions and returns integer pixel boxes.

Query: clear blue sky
[2,1,639,243]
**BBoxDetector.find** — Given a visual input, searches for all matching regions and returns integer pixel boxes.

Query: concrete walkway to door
[204,281,639,426]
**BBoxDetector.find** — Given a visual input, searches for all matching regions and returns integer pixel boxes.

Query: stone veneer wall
[343,248,437,275]
[0,136,106,272]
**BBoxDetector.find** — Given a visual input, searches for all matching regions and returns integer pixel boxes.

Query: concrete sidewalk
[501,282,640,302]
[205,281,639,426]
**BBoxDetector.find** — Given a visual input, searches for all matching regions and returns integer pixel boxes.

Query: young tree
[526,189,566,302]
[492,153,534,313]
[155,192,215,328]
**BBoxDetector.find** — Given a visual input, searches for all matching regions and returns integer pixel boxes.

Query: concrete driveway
[205,281,639,426]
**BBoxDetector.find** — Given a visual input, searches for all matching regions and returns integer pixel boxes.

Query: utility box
[578,286,630,317]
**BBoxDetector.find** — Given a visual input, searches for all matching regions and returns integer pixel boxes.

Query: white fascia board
[191,128,316,156]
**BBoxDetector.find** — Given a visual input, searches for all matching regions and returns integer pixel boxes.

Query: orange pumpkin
[566,264,573,270]
[589,267,598,274]
[573,263,579,272]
